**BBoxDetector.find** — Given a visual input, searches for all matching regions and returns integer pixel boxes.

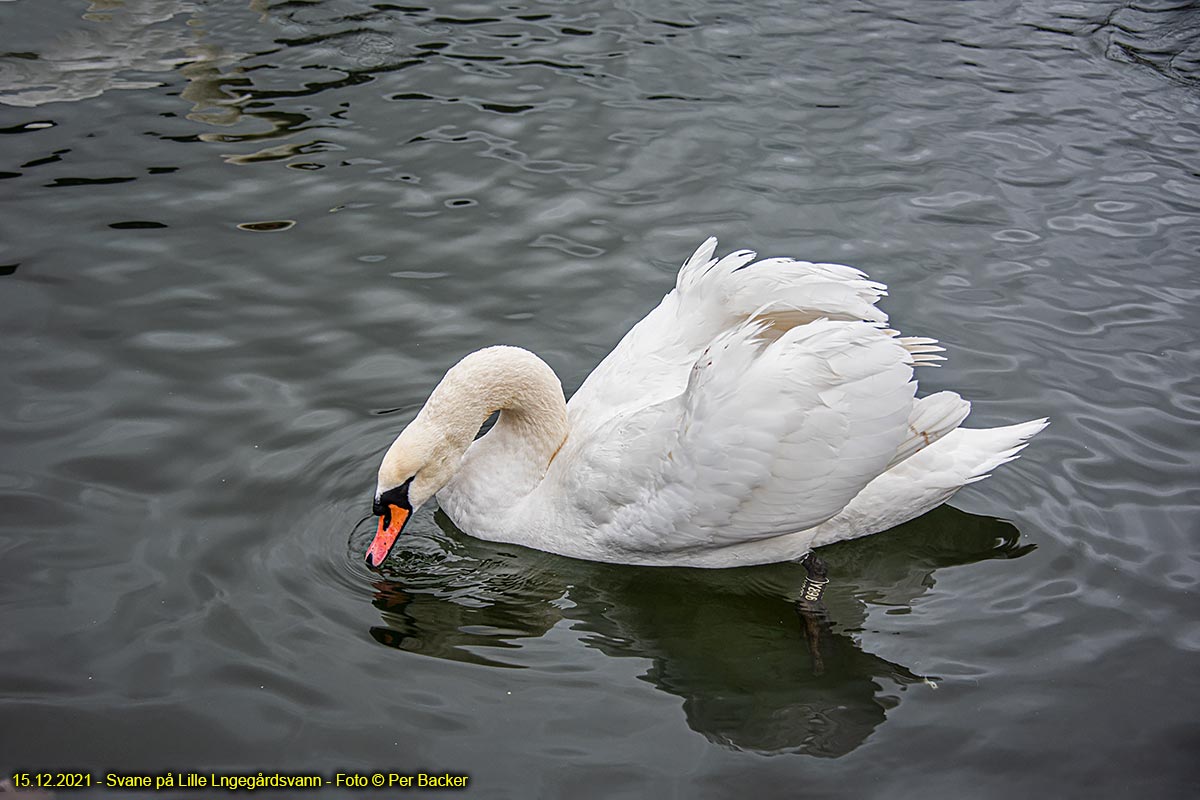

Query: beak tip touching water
[365,503,410,570]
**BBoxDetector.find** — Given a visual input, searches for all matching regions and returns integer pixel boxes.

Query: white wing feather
[543,240,925,558]
[567,237,890,437]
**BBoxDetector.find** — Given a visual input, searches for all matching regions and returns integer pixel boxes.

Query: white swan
[368,238,1046,569]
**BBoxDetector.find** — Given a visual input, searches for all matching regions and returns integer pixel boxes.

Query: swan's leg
[796,551,832,676]
[799,551,829,605]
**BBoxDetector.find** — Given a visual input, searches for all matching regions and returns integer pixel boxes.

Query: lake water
[1,0,1198,797]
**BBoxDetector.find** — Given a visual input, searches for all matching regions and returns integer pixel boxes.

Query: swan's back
[513,239,976,565]
[566,238,896,440]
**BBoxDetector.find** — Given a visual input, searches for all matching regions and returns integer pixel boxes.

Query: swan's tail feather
[888,391,972,469]
[956,417,1050,484]
[809,416,1048,549]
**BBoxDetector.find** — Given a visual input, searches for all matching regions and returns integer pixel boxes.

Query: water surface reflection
[364,505,1033,757]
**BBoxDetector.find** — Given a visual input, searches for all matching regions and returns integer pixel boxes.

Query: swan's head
[367,418,460,568]
[365,345,569,568]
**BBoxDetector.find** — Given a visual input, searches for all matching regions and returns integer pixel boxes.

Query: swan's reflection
[365,506,1034,757]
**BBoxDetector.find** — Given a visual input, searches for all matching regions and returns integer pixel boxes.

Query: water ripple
[0,0,1197,793]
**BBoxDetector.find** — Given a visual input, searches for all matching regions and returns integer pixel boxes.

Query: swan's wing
[659,319,919,548]
[544,318,921,557]
[566,238,891,440]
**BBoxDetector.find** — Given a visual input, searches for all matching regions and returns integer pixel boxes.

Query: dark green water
[2,1,1198,797]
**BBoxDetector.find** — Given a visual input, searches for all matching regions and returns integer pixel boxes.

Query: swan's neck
[424,347,569,518]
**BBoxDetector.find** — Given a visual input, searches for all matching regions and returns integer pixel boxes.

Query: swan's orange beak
[366,504,409,569]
